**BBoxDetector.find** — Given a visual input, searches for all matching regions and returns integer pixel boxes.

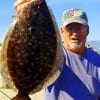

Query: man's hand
[14,0,43,14]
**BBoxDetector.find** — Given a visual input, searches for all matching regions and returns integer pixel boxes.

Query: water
[86,40,100,52]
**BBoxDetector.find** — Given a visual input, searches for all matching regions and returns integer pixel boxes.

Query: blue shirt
[45,48,100,100]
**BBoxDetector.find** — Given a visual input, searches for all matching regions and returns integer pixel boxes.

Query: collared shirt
[45,48,100,100]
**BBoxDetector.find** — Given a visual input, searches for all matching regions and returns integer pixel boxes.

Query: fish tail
[11,92,31,100]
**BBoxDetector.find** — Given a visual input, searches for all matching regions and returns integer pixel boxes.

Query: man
[45,9,100,100]
[14,0,100,100]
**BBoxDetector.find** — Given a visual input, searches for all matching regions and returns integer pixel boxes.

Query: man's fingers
[14,0,43,14]
[14,0,30,10]
[15,4,24,14]
[30,0,43,4]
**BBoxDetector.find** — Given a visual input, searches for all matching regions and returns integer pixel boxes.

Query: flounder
[0,0,63,100]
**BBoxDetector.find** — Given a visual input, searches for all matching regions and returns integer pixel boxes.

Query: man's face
[61,23,89,51]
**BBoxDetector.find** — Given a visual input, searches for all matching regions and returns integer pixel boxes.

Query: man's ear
[60,27,64,35]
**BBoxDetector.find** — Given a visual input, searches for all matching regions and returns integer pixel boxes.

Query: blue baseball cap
[62,8,89,27]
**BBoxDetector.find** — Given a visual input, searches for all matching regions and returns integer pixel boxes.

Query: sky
[0,0,100,43]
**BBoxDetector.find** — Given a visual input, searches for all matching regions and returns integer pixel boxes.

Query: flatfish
[0,0,63,100]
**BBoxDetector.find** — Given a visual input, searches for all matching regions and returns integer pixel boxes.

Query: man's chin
[69,42,82,50]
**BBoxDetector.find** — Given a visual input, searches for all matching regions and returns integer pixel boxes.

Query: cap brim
[62,18,88,27]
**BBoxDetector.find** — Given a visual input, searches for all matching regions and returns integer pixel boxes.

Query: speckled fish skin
[0,0,64,99]
[7,0,57,96]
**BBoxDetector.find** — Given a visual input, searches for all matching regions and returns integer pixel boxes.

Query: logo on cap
[69,9,75,16]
